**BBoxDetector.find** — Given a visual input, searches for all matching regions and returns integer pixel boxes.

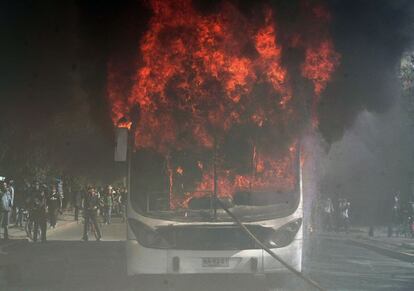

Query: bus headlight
[267,218,302,248]
[128,219,170,249]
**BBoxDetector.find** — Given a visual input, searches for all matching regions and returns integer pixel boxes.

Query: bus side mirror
[114,127,128,162]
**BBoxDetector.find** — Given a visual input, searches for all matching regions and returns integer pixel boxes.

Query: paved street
[0,216,413,291]
[304,236,414,291]
[46,217,126,242]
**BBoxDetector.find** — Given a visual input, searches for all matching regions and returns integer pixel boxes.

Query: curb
[347,238,414,263]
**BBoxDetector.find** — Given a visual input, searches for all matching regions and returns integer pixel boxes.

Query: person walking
[7,180,15,206]
[73,187,83,222]
[1,183,12,240]
[339,198,351,233]
[7,180,16,224]
[14,181,26,228]
[322,197,335,232]
[31,183,47,242]
[103,185,113,225]
[82,187,101,241]
[388,191,401,237]
[47,186,60,228]
[120,186,127,222]
[56,179,64,209]
[113,188,121,216]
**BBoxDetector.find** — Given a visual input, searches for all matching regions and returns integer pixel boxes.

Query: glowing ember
[176,166,184,175]
[117,121,132,130]
[107,0,340,209]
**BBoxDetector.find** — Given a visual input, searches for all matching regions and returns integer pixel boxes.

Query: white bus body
[126,165,303,276]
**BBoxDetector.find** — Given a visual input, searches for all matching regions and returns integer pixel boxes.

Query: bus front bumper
[126,239,302,275]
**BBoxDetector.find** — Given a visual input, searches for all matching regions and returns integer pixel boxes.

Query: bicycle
[82,210,102,241]
[24,210,40,241]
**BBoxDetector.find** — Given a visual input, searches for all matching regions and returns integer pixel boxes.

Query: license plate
[202,257,230,267]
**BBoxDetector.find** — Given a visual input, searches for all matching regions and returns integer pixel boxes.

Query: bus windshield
[130,143,300,222]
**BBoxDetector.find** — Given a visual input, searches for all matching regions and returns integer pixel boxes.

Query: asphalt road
[305,236,414,291]
[0,217,413,291]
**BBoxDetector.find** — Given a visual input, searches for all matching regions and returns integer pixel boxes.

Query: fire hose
[215,198,326,291]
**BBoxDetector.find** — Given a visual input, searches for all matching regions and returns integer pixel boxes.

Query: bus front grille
[157,225,272,250]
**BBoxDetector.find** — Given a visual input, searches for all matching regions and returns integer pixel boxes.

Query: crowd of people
[320,197,351,233]
[77,185,128,241]
[0,178,66,242]
[1,177,127,242]
[388,192,414,238]
[318,191,414,238]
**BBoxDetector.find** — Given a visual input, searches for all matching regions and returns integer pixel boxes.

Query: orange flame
[107,0,340,208]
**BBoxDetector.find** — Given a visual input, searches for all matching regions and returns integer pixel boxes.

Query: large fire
[107,0,340,209]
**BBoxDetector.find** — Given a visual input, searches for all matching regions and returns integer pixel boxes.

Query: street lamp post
[115,105,140,222]
[127,105,141,209]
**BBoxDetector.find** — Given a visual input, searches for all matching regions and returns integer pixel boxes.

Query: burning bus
[108,0,340,277]
[125,140,304,275]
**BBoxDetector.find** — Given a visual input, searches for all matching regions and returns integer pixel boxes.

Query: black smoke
[1,0,413,185]
[81,0,414,145]
[319,0,414,143]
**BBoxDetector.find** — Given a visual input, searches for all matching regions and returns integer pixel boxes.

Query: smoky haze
[0,0,413,203]
[318,103,414,224]
[320,0,414,142]
[315,0,414,223]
